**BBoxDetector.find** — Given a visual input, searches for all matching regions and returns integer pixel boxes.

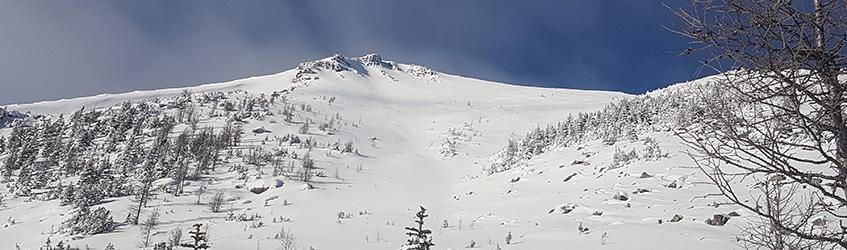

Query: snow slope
[0,54,742,249]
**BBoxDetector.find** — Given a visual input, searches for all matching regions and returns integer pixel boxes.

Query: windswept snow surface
[1,54,743,249]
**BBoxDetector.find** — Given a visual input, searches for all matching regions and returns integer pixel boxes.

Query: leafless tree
[195,182,207,205]
[671,0,847,248]
[169,227,183,247]
[275,225,297,250]
[209,192,225,213]
[739,180,832,249]
[139,208,161,248]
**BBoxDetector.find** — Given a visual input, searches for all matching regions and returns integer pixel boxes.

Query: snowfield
[0,54,746,249]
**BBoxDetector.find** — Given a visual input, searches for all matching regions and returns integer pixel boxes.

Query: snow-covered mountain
[0,54,742,249]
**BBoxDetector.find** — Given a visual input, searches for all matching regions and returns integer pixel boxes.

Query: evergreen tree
[300,153,314,182]
[14,162,34,196]
[4,126,38,182]
[73,160,107,208]
[189,128,215,180]
[179,224,210,249]
[170,130,191,194]
[127,159,156,225]
[63,161,116,236]
[38,117,65,169]
[403,206,434,250]
[61,141,83,176]
[59,183,76,206]
[62,206,115,235]
[116,132,144,178]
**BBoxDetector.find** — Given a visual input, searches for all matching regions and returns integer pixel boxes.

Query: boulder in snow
[705,214,730,226]
[248,180,271,194]
[613,191,629,201]
[249,179,282,194]
[633,188,651,194]
[666,180,680,189]
[250,186,269,194]
[571,160,591,166]
[549,203,577,214]
[812,217,828,227]
[252,127,271,134]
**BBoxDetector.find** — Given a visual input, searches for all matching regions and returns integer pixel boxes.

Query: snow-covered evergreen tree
[127,159,156,225]
[62,205,115,235]
[179,224,210,250]
[402,206,434,250]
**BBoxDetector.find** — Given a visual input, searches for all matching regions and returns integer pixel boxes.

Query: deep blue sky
[0,0,704,105]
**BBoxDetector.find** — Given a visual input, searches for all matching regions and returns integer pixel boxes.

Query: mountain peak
[292,53,433,83]
[355,53,395,69]
[297,53,353,73]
